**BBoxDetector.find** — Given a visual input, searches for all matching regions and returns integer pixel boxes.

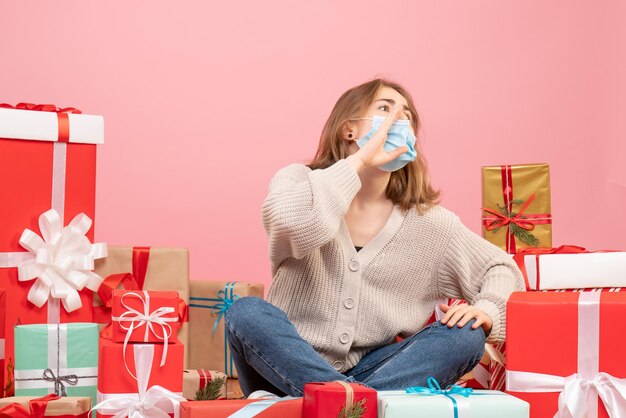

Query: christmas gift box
[110,290,185,345]
[513,245,626,290]
[0,394,92,417]
[180,398,302,418]
[506,290,626,418]
[182,369,227,400]
[377,381,529,418]
[14,323,98,407]
[0,104,105,394]
[94,338,185,418]
[94,246,189,364]
[481,164,552,254]
[188,281,264,378]
[303,382,377,418]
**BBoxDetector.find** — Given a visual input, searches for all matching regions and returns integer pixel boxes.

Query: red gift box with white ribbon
[0,103,105,395]
[506,290,626,418]
[95,337,184,418]
[111,289,184,345]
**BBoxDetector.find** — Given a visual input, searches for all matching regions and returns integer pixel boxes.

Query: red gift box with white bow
[506,290,626,418]
[95,337,184,418]
[111,289,184,345]
[0,103,106,395]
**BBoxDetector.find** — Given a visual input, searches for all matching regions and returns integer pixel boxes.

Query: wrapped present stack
[482,163,626,418]
[188,280,264,399]
[0,103,105,401]
[93,289,186,417]
[93,246,191,365]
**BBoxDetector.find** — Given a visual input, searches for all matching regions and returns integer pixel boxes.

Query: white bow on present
[16,209,107,312]
[93,344,185,418]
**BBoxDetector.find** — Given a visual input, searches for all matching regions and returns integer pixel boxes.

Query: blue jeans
[224,297,485,397]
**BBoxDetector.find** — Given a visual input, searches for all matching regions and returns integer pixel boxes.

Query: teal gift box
[378,389,529,418]
[14,323,98,407]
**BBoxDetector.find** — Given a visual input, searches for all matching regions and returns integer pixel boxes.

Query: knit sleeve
[262,159,361,268]
[436,215,526,343]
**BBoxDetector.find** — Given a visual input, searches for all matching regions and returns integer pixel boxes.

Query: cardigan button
[348,260,360,272]
[333,360,344,371]
[344,298,355,309]
[340,333,350,344]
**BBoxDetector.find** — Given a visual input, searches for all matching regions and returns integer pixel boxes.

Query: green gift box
[378,389,529,418]
[14,323,98,407]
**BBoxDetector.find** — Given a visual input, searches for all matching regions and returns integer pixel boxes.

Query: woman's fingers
[353,104,408,168]
[445,306,470,328]
[456,310,479,328]
[439,304,458,324]
[387,146,409,160]
[471,316,485,329]
[376,104,405,137]
[440,304,467,325]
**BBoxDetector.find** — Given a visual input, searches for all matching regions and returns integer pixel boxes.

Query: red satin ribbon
[481,165,552,253]
[94,247,189,325]
[132,246,151,289]
[0,394,89,418]
[513,245,618,290]
[0,103,82,143]
[198,369,210,390]
[97,273,141,308]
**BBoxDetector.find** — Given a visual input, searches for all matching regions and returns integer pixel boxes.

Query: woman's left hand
[439,303,493,335]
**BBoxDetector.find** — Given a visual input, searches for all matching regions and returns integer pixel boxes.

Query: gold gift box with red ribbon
[481,164,552,254]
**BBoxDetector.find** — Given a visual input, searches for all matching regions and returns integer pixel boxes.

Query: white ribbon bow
[507,371,626,418]
[112,291,178,373]
[92,344,185,418]
[17,209,107,312]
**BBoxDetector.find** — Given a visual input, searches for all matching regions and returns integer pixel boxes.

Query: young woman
[225,78,525,398]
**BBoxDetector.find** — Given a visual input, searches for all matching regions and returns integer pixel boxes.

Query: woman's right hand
[346,104,409,173]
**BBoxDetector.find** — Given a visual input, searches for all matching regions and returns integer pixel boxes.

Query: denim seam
[359,324,437,383]
[226,322,304,396]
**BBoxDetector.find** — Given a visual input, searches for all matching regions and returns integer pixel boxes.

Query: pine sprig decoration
[194,376,226,401]
[510,223,540,247]
[488,199,540,247]
[338,398,367,418]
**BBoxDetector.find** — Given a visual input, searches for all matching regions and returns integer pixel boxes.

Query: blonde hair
[307,78,441,214]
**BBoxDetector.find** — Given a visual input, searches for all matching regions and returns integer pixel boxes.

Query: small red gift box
[303,382,377,418]
[95,337,184,418]
[506,290,626,418]
[111,289,183,344]
[180,398,303,417]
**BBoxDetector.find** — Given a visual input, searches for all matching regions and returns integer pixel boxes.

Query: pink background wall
[2,1,624,288]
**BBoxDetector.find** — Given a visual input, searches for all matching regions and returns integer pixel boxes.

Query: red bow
[0,102,81,142]
[0,103,81,114]
[482,193,539,232]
